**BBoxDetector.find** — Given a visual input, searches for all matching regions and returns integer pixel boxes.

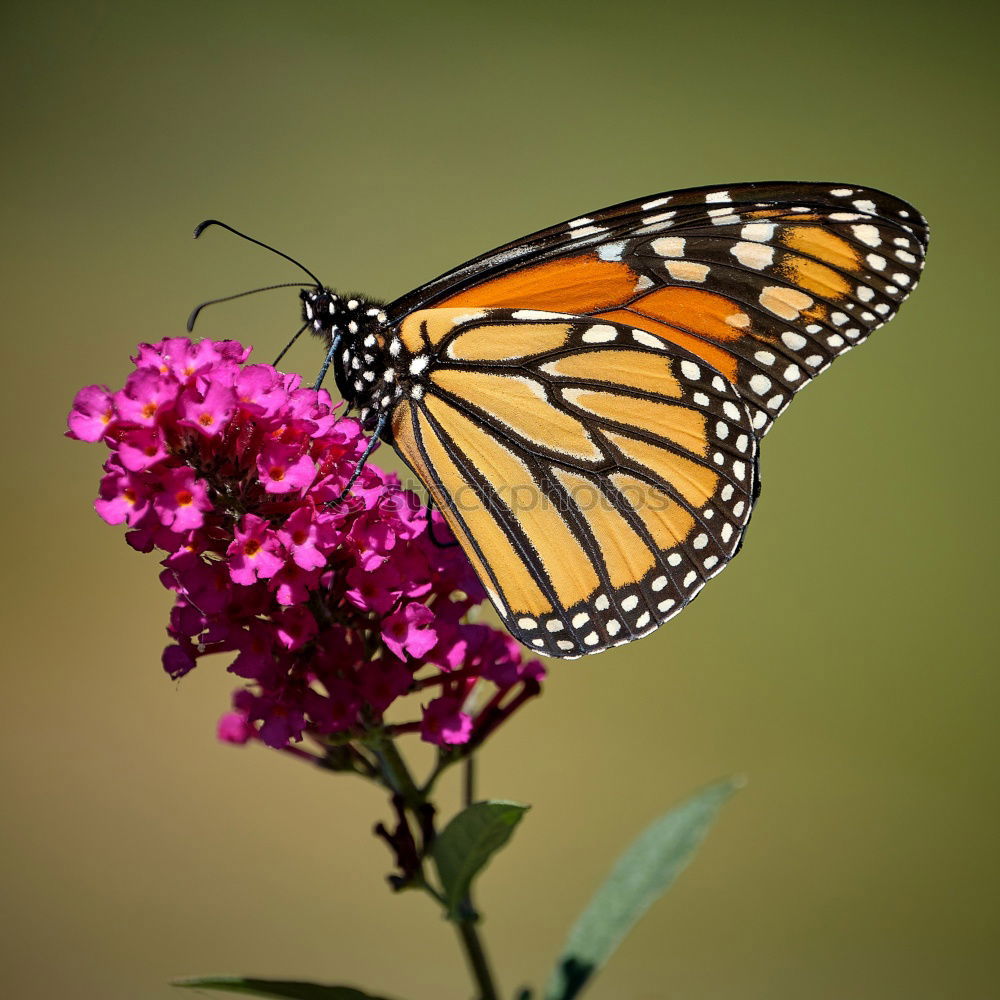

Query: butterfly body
[282,182,926,659]
[300,288,396,433]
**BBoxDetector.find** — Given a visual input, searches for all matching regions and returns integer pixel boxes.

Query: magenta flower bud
[95,463,150,526]
[276,505,333,572]
[228,514,285,585]
[256,441,317,495]
[382,603,438,661]
[155,466,212,532]
[117,428,169,472]
[67,385,116,442]
[217,711,253,744]
[421,696,474,747]
[177,380,238,438]
[114,371,178,428]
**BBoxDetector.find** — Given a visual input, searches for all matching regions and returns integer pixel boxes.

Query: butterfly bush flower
[67,337,543,752]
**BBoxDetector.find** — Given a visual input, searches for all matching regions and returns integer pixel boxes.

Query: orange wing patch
[430,369,603,461]
[598,287,754,381]
[561,387,710,457]
[777,252,851,299]
[610,472,697,550]
[406,405,553,617]
[447,322,571,361]
[422,394,601,611]
[781,226,862,272]
[550,467,655,588]
[604,429,721,507]
[393,402,518,612]
[397,308,497,353]
[539,349,684,397]
[439,253,641,314]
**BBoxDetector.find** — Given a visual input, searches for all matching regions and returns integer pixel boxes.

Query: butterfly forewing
[389,308,757,657]
[389,182,928,437]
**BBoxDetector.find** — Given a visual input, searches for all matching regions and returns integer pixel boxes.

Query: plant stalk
[367,731,422,808]
[463,754,476,807]
[455,916,499,1000]
[370,733,499,999]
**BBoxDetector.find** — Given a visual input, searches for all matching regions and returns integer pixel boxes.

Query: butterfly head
[300,287,390,413]
[301,288,387,340]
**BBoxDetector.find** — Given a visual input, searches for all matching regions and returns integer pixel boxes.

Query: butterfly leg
[328,411,390,504]
[313,331,341,391]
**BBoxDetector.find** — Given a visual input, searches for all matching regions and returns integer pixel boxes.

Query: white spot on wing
[852,224,881,247]
[511,309,575,320]
[731,241,775,269]
[643,210,676,225]
[664,260,709,282]
[741,222,776,242]
[650,236,686,257]
[632,330,665,350]
[581,325,618,344]
[759,286,814,321]
[596,242,627,262]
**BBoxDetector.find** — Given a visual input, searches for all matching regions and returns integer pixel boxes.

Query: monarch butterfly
[194,182,928,658]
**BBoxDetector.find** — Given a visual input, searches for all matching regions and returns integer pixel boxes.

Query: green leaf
[543,777,741,1000]
[172,977,400,1000]
[432,800,529,919]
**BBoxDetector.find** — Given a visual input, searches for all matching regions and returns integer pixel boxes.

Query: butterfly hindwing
[389,308,757,657]
[390,182,928,437]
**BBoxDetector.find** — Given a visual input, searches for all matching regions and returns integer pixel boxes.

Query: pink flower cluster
[67,338,543,751]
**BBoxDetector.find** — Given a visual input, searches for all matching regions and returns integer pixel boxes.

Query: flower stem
[455,916,499,1000]
[454,754,496,995]
[367,731,422,808]
[463,754,476,807]
[370,734,500,999]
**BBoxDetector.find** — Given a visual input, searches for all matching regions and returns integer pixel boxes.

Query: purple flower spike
[68,337,544,752]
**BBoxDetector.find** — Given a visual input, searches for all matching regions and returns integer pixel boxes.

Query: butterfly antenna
[193,219,324,287]
[186,282,314,332]
[273,321,310,368]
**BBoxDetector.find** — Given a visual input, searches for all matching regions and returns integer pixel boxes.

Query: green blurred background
[3,1,997,997]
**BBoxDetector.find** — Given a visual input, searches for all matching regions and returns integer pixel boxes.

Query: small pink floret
[67,385,115,441]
